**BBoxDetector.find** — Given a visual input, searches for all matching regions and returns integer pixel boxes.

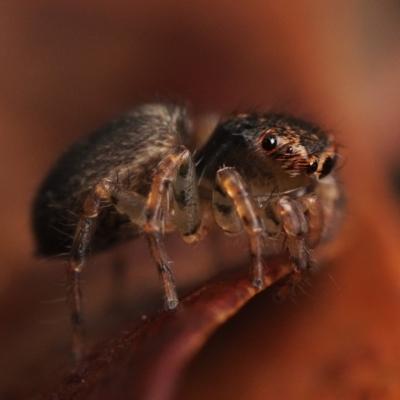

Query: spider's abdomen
[32,103,191,255]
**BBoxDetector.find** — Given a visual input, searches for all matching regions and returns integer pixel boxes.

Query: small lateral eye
[262,135,277,151]
[306,160,319,174]
[320,156,335,178]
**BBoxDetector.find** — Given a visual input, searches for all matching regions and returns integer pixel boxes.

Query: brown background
[1,1,400,398]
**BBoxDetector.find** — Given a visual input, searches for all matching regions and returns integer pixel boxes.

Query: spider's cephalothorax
[32,103,342,359]
[196,113,338,182]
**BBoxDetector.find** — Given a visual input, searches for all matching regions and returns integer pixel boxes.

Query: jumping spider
[32,103,342,359]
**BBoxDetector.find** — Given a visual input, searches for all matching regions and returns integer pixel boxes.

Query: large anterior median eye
[262,136,278,151]
[320,156,335,178]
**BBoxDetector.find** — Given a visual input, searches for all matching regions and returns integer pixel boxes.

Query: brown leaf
[39,259,291,400]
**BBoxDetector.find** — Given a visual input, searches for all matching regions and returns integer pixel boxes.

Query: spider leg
[277,196,311,270]
[66,179,147,360]
[215,167,267,288]
[273,195,315,300]
[170,147,202,243]
[143,145,202,310]
[297,193,324,246]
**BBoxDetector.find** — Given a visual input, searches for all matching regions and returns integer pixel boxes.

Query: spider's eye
[320,156,335,178]
[306,160,319,174]
[262,136,278,151]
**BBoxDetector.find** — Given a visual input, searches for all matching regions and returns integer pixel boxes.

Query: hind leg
[66,179,146,360]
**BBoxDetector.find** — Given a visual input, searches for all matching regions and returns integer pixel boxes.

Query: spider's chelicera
[32,103,342,359]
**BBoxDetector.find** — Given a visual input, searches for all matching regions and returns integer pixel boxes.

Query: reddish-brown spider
[32,103,342,359]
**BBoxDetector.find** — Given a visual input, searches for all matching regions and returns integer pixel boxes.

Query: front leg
[277,196,312,271]
[274,195,315,300]
[214,168,266,288]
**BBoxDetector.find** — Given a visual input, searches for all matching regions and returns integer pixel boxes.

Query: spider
[32,103,342,359]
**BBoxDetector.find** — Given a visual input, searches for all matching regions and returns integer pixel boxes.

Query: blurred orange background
[1,1,400,398]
